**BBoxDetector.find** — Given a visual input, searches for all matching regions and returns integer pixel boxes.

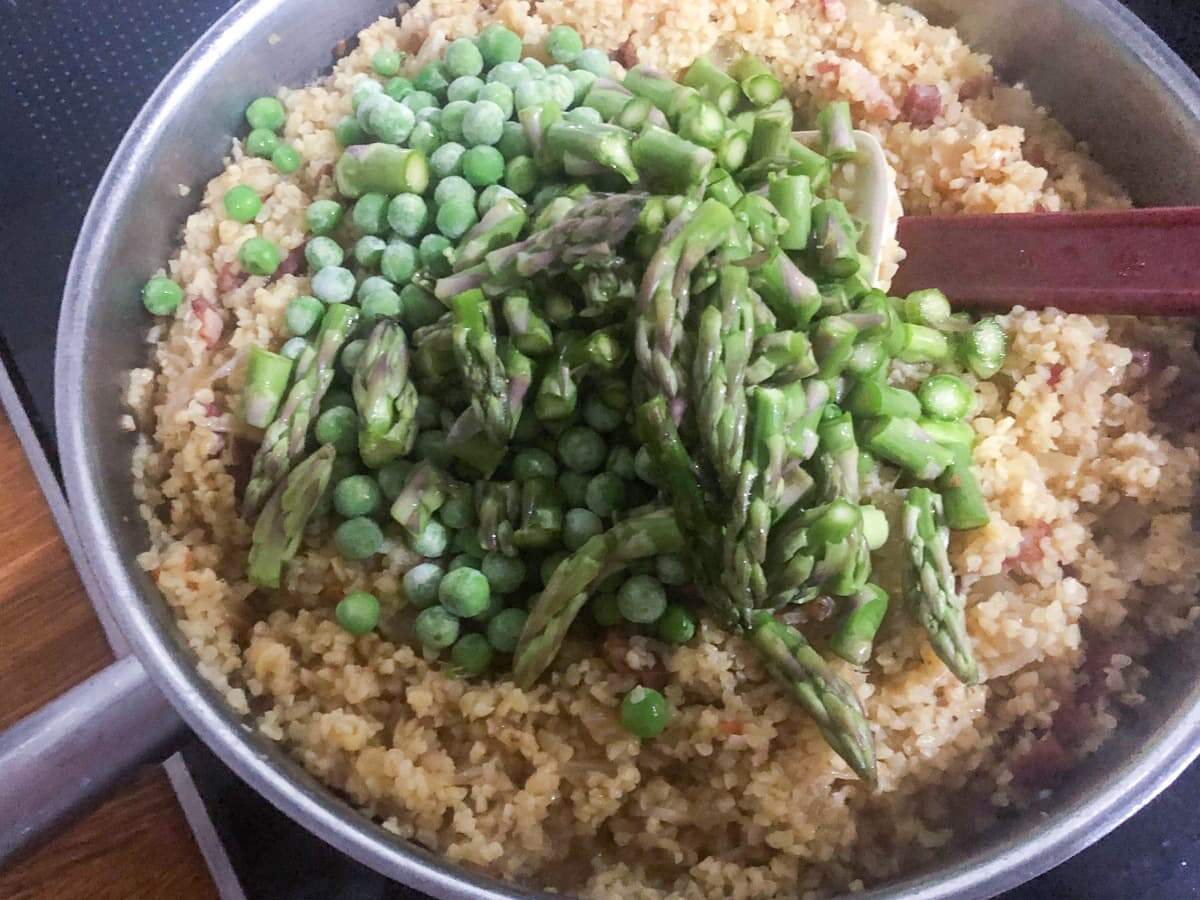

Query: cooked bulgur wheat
[126,2,1200,896]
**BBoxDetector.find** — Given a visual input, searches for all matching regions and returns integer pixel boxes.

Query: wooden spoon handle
[890,207,1200,315]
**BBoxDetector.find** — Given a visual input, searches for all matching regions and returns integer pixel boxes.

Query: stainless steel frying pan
[1,1,1198,896]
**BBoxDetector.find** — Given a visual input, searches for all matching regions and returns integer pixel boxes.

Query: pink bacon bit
[901,84,942,128]
[1013,733,1073,789]
[217,262,248,295]
[271,244,306,282]
[820,0,847,24]
[957,74,993,102]
[612,37,638,69]
[1047,363,1065,387]
[191,297,225,347]
[1003,521,1051,573]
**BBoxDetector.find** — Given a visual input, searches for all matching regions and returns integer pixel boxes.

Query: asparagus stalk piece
[960,316,1008,378]
[247,444,335,588]
[352,319,418,468]
[534,344,579,421]
[937,442,989,530]
[846,380,923,420]
[748,611,877,785]
[545,120,640,183]
[334,144,429,199]
[731,56,784,107]
[677,98,725,150]
[502,293,554,357]
[243,346,294,429]
[451,289,530,445]
[452,197,528,273]
[864,417,955,480]
[682,57,740,113]
[630,125,716,194]
[634,199,735,421]
[476,480,520,556]
[817,101,857,163]
[830,583,889,666]
[513,508,685,687]
[812,199,861,279]
[512,476,564,549]
[750,250,822,329]
[768,174,812,251]
[623,65,699,121]
[242,303,359,518]
[903,487,980,684]
[813,315,860,379]
[745,330,818,385]
[582,85,633,120]
[390,461,449,537]
[815,411,861,504]
[412,316,455,381]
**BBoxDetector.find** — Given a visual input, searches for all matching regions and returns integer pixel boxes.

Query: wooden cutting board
[0,410,218,900]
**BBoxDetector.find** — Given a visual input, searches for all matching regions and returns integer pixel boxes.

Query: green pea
[512,448,557,481]
[335,591,380,635]
[408,119,442,157]
[311,266,355,303]
[315,405,358,454]
[486,607,527,654]
[477,184,520,214]
[434,174,476,208]
[444,37,484,78]
[513,79,550,112]
[543,74,575,110]
[141,276,183,316]
[246,96,286,131]
[450,633,493,676]
[400,283,445,328]
[586,472,626,518]
[223,185,262,223]
[607,445,636,481]
[245,128,279,158]
[462,101,504,146]
[572,48,612,78]
[353,193,390,235]
[440,100,471,144]
[495,121,530,162]
[403,561,443,609]
[387,193,429,240]
[582,396,622,433]
[439,567,490,617]
[401,90,439,114]
[481,552,525,594]
[439,491,476,530]
[415,606,460,650]
[340,338,367,374]
[413,62,449,97]
[451,527,485,558]
[558,426,606,473]
[372,47,404,77]
[489,61,529,91]
[592,592,623,627]
[368,99,415,144]
[334,475,383,518]
[620,686,671,738]
[476,82,514,119]
[321,388,355,413]
[415,424,450,461]
[478,24,523,67]
[436,200,477,240]
[617,574,667,624]
[353,241,389,277]
[559,470,589,507]
[271,143,302,174]
[464,145,505,187]
[305,236,344,271]
[567,69,597,105]
[378,459,413,501]
[351,76,383,110]
[384,76,413,101]
[634,446,660,486]
[411,519,449,558]
[430,141,466,179]
[285,295,324,336]
[376,242,414,287]
[335,516,384,560]
[544,25,583,64]
[280,336,309,360]
[563,508,603,551]
[656,603,696,645]
[305,199,343,235]
[335,116,367,148]
[447,75,484,103]
[655,554,689,586]
[238,236,281,276]
[564,106,603,126]
[364,296,407,332]
[521,57,546,78]
[414,395,442,429]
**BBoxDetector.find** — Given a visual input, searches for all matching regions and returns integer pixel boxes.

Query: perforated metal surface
[0,2,1198,898]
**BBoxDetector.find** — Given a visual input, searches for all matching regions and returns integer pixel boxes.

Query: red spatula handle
[891,207,1200,315]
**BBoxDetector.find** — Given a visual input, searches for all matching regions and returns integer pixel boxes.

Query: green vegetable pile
[142,25,1009,780]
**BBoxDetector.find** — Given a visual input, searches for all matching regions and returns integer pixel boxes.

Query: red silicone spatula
[890,207,1200,315]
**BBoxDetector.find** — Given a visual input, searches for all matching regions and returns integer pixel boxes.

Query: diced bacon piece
[1003,521,1051,573]
[820,0,846,24]
[191,297,225,347]
[901,84,942,128]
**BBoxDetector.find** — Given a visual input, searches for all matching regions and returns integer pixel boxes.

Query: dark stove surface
[2,2,1198,898]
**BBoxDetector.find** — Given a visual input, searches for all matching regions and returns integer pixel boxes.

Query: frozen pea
[354,235,386,268]
[357,275,392,301]
[462,101,505,146]
[443,38,484,78]
[408,120,442,157]
[430,141,466,178]
[360,287,401,321]
[380,241,417,284]
[544,25,583,64]
[573,48,612,78]
[356,92,390,129]
[367,98,415,144]
[401,90,439,113]
[440,99,472,143]
[521,57,546,78]
[447,75,484,103]
[514,79,550,112]
[476,82,514,119]
[413,62,449,98]
[352,192,390,235]
[387,193,429,239]
[567,69,597,105]
[544,73,575,110]
[477,184,520,214]
[351,76,383,111]
[487,61,529,89]
[565,105,603,125]
[434,175,476,208]
[305,235,344,271]
[496,120,531,160]
[477,24,523,67]
[311,266,356,303]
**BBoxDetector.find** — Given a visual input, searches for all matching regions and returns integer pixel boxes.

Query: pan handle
[0,654,185,864]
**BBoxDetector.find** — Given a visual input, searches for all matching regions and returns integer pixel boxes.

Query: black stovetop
[2,2,1198,898]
